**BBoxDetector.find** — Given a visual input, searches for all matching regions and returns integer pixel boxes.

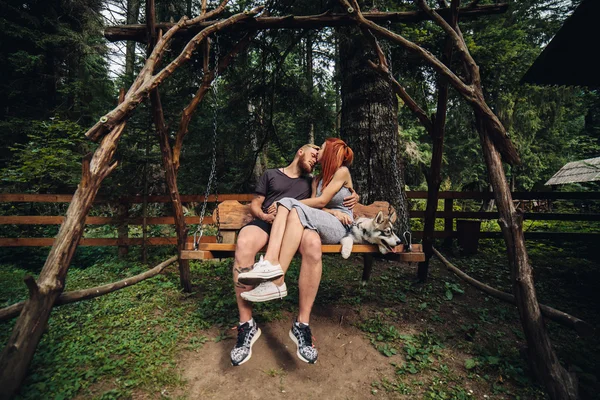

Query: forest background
[1,1,600,399]
[0,0,599,259]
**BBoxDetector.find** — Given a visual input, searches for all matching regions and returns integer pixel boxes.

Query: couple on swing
[231,138,359,366]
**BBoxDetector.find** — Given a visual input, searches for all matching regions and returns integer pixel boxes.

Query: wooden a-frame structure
[0,1,580,399]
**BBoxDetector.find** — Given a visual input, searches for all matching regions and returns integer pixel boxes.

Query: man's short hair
[300,144,321,152]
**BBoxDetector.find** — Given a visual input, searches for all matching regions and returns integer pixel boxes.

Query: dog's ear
[389,211,397,223]
[375,211,384,224]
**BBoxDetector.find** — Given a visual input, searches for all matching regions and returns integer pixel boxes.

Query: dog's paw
[341,248,351,259]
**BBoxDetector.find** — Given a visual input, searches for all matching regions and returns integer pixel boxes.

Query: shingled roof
[545,157,600,185]
[521,0,600,88]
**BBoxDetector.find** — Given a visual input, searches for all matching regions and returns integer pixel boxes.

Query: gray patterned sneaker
[230,321,261,366]
[289,321,318,364]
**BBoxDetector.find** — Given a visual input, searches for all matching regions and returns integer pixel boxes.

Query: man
[231,144,358,366]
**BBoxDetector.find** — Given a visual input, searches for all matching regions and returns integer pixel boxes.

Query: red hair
[318,138,354,190]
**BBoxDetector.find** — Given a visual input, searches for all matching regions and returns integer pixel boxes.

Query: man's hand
[262,212,275,224]
[342,188,360,209]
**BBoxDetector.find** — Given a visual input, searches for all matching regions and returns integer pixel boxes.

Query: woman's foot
[237,256,284,285]
[241,281,288,302]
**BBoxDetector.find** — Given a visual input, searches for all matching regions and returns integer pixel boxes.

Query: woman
[238,137,355,298]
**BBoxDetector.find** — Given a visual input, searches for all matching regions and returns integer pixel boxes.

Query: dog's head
[368,211,402,254]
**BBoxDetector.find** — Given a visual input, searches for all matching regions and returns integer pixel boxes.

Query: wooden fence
[0,192,598,250]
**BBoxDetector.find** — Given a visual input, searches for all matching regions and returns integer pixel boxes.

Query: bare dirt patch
[175,309,396,400]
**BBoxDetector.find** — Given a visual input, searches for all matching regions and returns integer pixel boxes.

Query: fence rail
[1,192,598,248]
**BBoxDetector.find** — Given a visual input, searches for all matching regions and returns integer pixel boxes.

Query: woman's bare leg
[263,205,290,264]
[272,209,304,286]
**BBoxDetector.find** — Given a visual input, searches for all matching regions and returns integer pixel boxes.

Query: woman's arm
[301,167,350,209]
[310,177,318,198]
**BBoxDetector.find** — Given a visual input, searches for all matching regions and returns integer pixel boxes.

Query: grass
[1,238,599,399]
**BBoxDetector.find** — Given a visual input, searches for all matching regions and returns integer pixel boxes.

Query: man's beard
[299,159,313,174]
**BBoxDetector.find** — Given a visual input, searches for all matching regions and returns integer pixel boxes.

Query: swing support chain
[194,34,222,249]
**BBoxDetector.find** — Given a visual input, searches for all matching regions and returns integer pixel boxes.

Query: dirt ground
[173,308,397,400]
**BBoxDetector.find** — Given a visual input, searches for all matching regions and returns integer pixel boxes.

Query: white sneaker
[238,256,284,285]
[241,281,288,302]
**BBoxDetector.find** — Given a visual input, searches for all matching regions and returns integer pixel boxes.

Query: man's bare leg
[297,230,322,324]
[233,225,269,322]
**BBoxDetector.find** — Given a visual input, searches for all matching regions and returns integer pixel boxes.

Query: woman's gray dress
[277,181,353,244]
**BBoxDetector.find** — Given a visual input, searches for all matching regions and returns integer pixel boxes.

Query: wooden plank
[353,201,393,218]
[0,193,255,204]
[407,191,600,200]
[0,216,214,225]
[3,212,598,226]
[123,194,255,203]
[196,243,422,253]
[408,211,600,221]
[0,194,75,203]
[0,236,216,247]
[181,243,424,261]
[217,201,253,229]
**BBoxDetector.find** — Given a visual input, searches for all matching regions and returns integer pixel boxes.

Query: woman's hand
[331,210,352,226]
[267,203,278,216]
[262,202,278,223]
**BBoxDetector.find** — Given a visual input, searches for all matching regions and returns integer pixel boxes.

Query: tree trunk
[476,113,578,399]
[306,33,315,144]
[418,8,456,281]
[0,122,126,399]
[339,26,410,234]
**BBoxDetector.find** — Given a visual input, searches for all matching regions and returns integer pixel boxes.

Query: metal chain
[211,70,223,243]
[194,35,221,249]
[390,154,412,252]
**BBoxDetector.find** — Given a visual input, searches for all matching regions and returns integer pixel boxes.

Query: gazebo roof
[545,156,600,185]
[521,0,600,88]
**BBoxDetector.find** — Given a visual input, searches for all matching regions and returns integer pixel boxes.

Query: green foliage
[0,257,202,399]
[0,118,90,192]
[444,281,464,301]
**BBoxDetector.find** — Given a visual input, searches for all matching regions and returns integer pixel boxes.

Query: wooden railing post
[117,199,129,258]
[443,198,454,247]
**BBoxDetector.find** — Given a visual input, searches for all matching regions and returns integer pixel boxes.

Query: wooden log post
[361,254,374,283]
[117,199,129,258]
[443,198,454,247]
[477,116,578,398]
[0,120,126,399]
[150,89,192,292]
[147,0,192,292]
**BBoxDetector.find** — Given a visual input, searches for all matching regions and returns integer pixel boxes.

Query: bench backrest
[215,200,394,244]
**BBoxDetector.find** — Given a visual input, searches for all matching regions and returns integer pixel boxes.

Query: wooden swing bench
[180,200,424,280]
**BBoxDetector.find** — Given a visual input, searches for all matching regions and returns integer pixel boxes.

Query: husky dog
[340,211,402,259]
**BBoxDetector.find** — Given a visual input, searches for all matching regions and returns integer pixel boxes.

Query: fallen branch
[0,256,178,322]
[432,247,594,337]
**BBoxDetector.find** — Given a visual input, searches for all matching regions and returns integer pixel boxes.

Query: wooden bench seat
[180,200,425,281]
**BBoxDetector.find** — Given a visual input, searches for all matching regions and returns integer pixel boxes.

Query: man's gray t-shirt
[255,169,312,213]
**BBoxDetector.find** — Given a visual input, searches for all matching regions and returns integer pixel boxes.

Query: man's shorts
[241,218,272,235]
